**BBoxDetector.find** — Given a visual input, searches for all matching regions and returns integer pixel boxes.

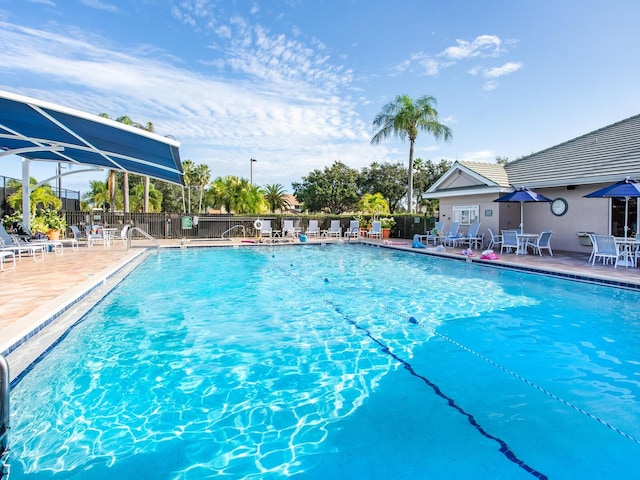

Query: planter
[382,228,391,239]
[47,229,61,241]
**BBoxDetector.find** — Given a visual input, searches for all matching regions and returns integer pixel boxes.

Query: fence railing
[63,212,437,240]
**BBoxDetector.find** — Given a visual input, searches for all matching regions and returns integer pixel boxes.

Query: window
[452,205,479,225]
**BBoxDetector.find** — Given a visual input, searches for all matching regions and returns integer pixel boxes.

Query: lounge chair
[442,222,461,246]
[345,220,359,239]
[592,235,625,267]
[306,220,320,238]
[526,231,554,256]
[0,224,46,261]
[282,220,297,238]
[324,220,342,238]
[367,221,382,239]
[0,250,16,271]
[259,220,273,238]
[455,222,482,249]
[418,221,444,245]
[501,230,519,254]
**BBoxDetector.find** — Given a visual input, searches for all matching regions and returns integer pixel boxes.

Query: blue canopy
[0,90,183,185]
[584,178,640,238]
[494,187,552,233]
[494,187,552,204]
[584,177,640,199]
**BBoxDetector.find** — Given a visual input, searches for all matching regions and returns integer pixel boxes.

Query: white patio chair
[86,225,108,247]
[418,221,444,245]
[455,222,482,249]
[282,220,297,238]
[442,222,461,246]
[345,220,359,239]
[0,250,16,271]
[0,225,46,261]
[487,229,502,250]
[526,231,554,256]
[592,235,625,267]
[324,220,342,238]
[259,220,273,238]
[501,230,519,254]
[306,220,320,238]
[367,221,382,239]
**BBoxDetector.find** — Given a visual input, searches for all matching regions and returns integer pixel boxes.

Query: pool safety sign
[181,216,193,229]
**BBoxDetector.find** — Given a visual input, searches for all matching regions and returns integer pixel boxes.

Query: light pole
[250,158,257,186]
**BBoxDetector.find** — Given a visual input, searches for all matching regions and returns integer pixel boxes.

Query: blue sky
[2,0,640,195]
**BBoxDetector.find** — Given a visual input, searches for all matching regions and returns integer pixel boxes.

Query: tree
[292,161,360,214]
[194,163,212,213]
[358,162,407,213]
[7,178,62,213]
[371,94,452,213]
[496,156,510,166]
[82,180,111,210]
[358,193,390,218]
[263,184,290,213]
[181,160,197,213]
[413,158,451,215]
[209,176,265,214]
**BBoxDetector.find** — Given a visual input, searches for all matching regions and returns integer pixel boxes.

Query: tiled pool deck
[1,236,638,378]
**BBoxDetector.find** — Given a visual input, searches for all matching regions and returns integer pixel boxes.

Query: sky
[2,0,640,196]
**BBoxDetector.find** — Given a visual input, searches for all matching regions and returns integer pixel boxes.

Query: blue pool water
[8,244,640,479]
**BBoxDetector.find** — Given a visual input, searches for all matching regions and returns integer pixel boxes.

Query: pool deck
[1,236,639,377]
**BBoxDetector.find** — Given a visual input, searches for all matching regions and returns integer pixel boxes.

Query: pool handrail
[0,354,9,478]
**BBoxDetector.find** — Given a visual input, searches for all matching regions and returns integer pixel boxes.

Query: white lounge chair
[282,220,297,238]
[306,220,320,237]
[417,221,444,245]
[442,222,461,246]
[345,220,359,239]
[324,220,342,238]
[367,221,382,239]
[0,224,45,261]
[0,250,16,271]
[455,222,482,249]
[259,220,273,238]
[526,231,554,256]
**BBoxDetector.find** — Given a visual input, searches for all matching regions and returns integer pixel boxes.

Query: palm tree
[181,160,196,213]
[262,184,290,213]
[210,176,265,214]
[82,180,111,210]
[371,94,452,213]
[195,163,212,213]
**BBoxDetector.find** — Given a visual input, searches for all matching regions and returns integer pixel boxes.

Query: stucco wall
[438,185,614,253]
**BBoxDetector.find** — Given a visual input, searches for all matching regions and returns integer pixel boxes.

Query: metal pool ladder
[0,355,9,479]
[126,227,160,250]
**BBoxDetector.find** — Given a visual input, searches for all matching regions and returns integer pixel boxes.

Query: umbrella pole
[625,197,629,239]
[520,202,524,233]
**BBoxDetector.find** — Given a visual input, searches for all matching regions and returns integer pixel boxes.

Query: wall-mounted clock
[551,198,568,216]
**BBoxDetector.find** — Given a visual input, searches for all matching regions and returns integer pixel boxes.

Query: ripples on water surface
[9,244,640,479]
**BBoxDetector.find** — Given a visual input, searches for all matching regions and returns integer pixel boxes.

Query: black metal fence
[0,175,80,216]
[63,212,437,240]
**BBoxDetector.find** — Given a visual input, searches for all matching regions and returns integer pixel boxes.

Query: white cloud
[441,35,503,60]
[80,0,119,13]
[0,20,371,189]
[460,150,496,162]
[27,0,56,5]
[483,61,522,78]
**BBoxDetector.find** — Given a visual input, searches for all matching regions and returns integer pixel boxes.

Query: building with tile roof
[424,114,640,253]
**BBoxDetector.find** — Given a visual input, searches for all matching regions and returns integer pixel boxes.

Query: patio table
[614,237,640,267]
[516,233,539,255]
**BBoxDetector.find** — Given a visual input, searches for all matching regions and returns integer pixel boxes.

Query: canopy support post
[21,159,30,230]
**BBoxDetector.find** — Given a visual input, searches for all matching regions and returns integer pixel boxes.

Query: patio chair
[0,224,46,261]
[526,231,554,256]
[282,220,298,238]
[418,221,444,245]
[86,225,108,247]
[367,221,382,239]
[487,229,502,250]
[455,222,482,249]
[306,220,320,238]
[345,220,359,239]
[324,220,342,238]
[0,250,16,271]
[259,220,273,238]
[501,230,519,254]
[442,222,461,246]
[591,235,625,267]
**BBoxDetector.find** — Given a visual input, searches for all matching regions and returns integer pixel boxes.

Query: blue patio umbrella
[584,177,640,238]
[494,187,552,233]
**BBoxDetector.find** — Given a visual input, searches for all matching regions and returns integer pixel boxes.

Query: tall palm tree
[263,184,290,213]
[371,94,452,213]
[181,160,196,213]
[195,163,212,213]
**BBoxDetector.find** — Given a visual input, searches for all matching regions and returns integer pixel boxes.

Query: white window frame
[452,205,479,225]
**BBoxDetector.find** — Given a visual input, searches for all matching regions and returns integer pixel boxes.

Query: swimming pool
[8,244,640,479]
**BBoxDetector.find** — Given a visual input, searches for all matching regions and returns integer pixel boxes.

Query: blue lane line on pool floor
[324,296,548,480]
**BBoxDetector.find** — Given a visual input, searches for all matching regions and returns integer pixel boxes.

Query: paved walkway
[1,237,639,370]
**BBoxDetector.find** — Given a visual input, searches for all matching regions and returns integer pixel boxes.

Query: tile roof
[505,113,640,187]
[459,161,510,187]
